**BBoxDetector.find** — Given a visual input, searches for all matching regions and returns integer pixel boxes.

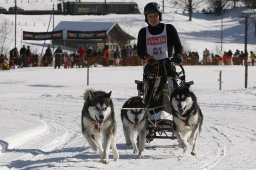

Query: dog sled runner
[134,59,193,143]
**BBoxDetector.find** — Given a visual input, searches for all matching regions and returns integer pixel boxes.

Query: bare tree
[242,0,256,8]
[208,0,240,15]
[232,0,239,8]
[167,0,204,21]
[0,21,13,55]
[246,9,256,37]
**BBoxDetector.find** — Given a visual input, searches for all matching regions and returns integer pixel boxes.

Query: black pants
[143,58,177,111]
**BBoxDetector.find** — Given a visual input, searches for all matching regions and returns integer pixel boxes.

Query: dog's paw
[138,150,144,159]
[187,137,194,145]
[133,148,138,154]
[100,159,109,164]
[178,141,187,150]
[137,153,144,159]
[191,151,196,156]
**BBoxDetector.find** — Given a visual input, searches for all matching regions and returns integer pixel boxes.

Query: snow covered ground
[1,65,256,170]
[1,0,256,169]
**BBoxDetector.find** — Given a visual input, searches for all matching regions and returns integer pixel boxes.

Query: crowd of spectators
[1,45,255,70]
[182,48,255,66]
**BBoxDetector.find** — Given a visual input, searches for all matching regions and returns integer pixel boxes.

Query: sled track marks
[169,117,256,170]
[0,95,83,169]
[201,102,256,112]
[199,118,256,170]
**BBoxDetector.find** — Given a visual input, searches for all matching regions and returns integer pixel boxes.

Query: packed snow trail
[0,67,256,170]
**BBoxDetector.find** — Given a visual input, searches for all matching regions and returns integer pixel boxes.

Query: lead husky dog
[121,96,147,158]
[81,89,119,164]
[170,84,203,155]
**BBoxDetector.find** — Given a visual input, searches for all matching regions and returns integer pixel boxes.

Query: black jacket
[45,48,52,56]
[137,23,183,60]
[54,48,63,54]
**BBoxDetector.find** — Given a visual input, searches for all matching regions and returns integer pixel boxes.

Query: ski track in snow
[0,95,252,170]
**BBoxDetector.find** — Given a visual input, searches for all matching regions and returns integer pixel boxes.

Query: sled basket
[145,109,176,142]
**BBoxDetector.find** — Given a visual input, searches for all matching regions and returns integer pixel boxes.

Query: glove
[171,54,183,64]
[145,55,156,62]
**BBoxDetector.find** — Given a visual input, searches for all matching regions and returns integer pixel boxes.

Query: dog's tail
[84,88,94,101]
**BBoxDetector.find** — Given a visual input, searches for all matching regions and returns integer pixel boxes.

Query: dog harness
[173,113,190,127]
[182,118,190,126]
[94,122,101,131]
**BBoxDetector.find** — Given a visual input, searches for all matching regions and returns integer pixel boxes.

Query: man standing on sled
[137,2,183,110]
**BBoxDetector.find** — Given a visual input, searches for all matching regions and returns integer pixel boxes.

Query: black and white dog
[81,89,119,164]
[121,96,147,158]
[170,84,203,155]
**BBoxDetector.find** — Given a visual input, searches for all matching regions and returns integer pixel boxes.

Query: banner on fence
[67,30,107,40]
[23,31,63,40]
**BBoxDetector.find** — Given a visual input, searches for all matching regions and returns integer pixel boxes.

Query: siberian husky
[81,89,119,163]
[170,84,203,155]
[121,96,147,158]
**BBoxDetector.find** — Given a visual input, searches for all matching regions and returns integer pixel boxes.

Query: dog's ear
[184,87,190,94]
[88,90,94,101]
[185,84,190,89]
[106,91,112,98]
[184,81,194,89]
[127,99,132,105]
[84,89,95,101]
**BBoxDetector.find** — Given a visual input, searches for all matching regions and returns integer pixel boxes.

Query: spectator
[19,45,26,58]
[127,44,133,56]
[63,52,72,68]
[250,51,255,66]
[9,47,17,67]
[103,45,110,66]
[54,46,63,69]
[26,46,31,67]
[239,51,244,65]
[227,50,233,65]
[203,48,210,64]
[113,46,121,66]
[77,46,86,68]
[86,47,93,57]
[42,45,53,66]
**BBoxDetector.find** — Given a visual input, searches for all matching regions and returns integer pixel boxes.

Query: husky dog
[170,84,203,155]
[81,89,119,164]
[121,96,147,158]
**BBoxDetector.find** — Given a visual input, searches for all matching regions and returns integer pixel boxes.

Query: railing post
[87,66,89,86]
[218,71,222,90]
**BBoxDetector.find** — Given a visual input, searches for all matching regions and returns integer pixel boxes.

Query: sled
[135,60,192,143]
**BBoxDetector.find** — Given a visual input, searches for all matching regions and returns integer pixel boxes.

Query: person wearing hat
[137,2,183,105]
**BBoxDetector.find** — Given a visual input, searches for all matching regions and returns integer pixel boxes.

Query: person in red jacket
[77,46,86,67]
[103,45,110,66]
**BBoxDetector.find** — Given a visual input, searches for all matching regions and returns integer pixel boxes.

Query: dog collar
[182,118,190,126]
[93,122,101,131]
[174,113,190,126]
